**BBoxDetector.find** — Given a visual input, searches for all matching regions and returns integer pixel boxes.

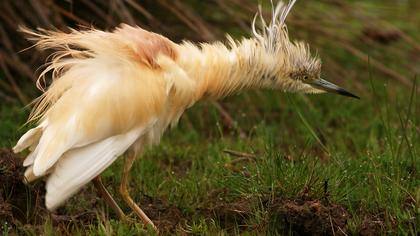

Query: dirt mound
[198,193,349,235]
[0,148,29,223]
[0,149,17,221]
[359,213,386,236]
[272,199,349,235]
[137,193,187,233]
[201,197,255,232]
[0,148,49,231]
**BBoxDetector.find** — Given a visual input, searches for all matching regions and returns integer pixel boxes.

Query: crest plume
[252,0,296,52]
[252,0,320,79]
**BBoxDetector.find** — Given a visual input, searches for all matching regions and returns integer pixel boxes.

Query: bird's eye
[303,75,309,80]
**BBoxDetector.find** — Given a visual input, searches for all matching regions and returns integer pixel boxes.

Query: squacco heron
[13,0,358,230]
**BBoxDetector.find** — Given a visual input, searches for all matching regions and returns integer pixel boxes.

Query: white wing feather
[45,124,153,210]
[13,120,47,153]
[23,147,38,166]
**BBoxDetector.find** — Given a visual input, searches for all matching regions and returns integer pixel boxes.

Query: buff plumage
[14,0,357,229]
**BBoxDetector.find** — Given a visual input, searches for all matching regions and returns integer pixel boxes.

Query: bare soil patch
[136,193,187,233]
[271,198,349,235]
[197,190,349,235]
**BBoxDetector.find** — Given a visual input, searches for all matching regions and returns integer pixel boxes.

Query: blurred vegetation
[0,0,419,235]
[0,0,419,102]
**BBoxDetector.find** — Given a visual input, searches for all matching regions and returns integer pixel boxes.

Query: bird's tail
[19,24,178,126]
[19,26,119,124]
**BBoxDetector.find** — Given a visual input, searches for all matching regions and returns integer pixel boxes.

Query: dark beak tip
[337,88,360,99]
[310,79,360,99]
[348,94,360,99]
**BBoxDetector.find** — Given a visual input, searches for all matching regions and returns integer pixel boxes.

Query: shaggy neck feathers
[177,38,282,100]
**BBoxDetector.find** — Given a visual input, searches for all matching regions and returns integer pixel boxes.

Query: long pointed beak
[309,79,360,99]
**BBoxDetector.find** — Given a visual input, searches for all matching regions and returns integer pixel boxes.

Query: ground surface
[1,0,419,235]
[1,81,418,235]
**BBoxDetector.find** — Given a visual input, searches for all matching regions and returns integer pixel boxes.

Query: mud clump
[0,148,48,231]
[359,214,385,236]
[137,193,187,233]
[204,197,254,232]
[196,189,350,235]
[0,194,13,225]
[272,199,349,235]
[0,148,27,224]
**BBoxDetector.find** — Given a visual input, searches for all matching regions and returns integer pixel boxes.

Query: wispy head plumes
[251,0,320,78]
[251,0,296,53]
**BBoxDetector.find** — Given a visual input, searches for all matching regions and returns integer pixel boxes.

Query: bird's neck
[176,38,278,101]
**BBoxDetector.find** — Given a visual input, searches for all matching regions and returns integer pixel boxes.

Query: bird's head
[252,0,359,99]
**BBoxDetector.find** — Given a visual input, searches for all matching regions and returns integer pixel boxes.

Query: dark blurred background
[0,0,419,104]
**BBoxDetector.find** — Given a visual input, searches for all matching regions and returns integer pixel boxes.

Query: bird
[13,0,358,230]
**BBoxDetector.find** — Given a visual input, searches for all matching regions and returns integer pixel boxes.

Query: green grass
[1,78,418,235]
[1,0,419,235]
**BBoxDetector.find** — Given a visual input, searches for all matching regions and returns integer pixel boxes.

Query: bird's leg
[92,176,126,220]
[119,151,157,230]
